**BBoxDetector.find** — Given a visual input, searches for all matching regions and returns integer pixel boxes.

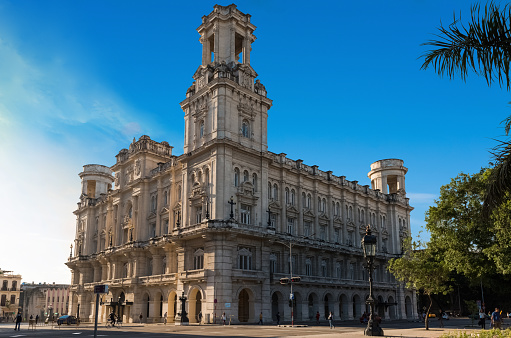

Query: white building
[66,4,416,324]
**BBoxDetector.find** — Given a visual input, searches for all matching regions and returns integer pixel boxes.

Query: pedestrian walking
[14,312,22,331]
[258,312,263,325]
[35,314,39,325]
[163,312,167,325]
[479,309,486,329]
[328,311,334,328]
[276,312,280,325]
[492,308,502,329]
[316,311,320,324]
[222,312,226,325]
[198,311,202,325]
[139,313,143,324]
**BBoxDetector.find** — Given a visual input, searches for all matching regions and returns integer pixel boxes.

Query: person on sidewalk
[276,312,280,325]
[14,312,22,331]
[492,308,502,329]
[479,309,486,329]
[163,312,167,325]
[328,311,334,329]
[316,311,320,324]
[258,312,263,325]
[222,312,226,325]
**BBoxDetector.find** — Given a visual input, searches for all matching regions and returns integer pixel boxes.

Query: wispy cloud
[0,31,143,283]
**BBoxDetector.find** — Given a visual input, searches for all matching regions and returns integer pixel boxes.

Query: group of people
[13,313,42,331]
[479,307,505,330]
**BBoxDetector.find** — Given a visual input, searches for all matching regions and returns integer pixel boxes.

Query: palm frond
[421,2,511,89]
[483,138,511,216]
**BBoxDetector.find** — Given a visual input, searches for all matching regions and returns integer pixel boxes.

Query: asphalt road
[0,318,496,338]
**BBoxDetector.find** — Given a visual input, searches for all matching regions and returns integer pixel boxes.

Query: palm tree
[420,2,511,215]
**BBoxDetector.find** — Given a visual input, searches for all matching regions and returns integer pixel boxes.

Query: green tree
[388,239,452,330]
[425,170,494,279]
[420,2,511,216]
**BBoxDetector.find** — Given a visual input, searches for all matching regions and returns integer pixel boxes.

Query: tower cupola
[368,159,407,195]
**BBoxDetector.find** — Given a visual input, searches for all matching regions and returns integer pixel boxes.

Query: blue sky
[0,0,509,284]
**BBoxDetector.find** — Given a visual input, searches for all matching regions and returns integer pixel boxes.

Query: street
[0,317,495,338]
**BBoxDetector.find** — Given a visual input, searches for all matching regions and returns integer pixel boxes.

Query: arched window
[234,168,240,187]
[241,120,250,138]
[164,191,168,206]
[151,196,156,212]
[285,188,290,204]
[291,189,296,205]
[238,247,252,270]
[194,248,204,270]
[348,206,353,220]
[243,170,249,182]
[307,194,311,208]
[322,198,326,213]
[270,253,277,274]
[268,182,272,200]
[305,258,312,276]
[205,168,210,185]
[177,185,182,201]
[273,184,279,201]
[128,206,132,219]
[199,120,204,138]
[302,192,306,208]
[335,202,340,216]
[252,173,257,191]
[361,209,365,223]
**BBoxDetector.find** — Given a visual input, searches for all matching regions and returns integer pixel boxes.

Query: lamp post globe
[361,225,383,336]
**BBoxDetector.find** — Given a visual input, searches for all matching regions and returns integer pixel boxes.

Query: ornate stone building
[0,269,21,321]
[66,4,416,324]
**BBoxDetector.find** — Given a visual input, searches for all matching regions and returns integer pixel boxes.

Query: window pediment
[303,209,315,218]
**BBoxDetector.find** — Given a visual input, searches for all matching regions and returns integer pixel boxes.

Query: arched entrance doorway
[339,294,348,320]
[388,296,396,320]
[352,294,361,319]
[167,292,177,323]
[143,294,150,321]
[188,288,203,323]
[271,292,280,322]
[308,293,318,320]
[377,295,385,317]
[294,292,302,321]
[238,289,250,322]
[405,296,412,319]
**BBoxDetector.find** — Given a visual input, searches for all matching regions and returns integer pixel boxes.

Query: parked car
[57,315,78,325]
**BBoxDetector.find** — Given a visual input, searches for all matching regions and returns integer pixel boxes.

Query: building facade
[21,283,70,320]
[0,269,21,321]
[66,4,416,324]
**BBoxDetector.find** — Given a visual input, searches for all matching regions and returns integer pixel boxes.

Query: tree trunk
[425,293,432,330]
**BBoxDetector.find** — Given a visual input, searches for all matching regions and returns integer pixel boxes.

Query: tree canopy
[388,239,452,329]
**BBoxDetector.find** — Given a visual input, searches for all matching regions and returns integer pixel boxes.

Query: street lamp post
[361,225,383,336]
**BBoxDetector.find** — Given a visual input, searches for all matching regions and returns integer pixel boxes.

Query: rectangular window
[319,225,326,241]
[150,223,156,238]
[270,214,277,228]
[1,280,7,291]
[196,206,202,224]
[0,295,6,306]
[240,204,251,224]
[238,248,252,270]
[334,228,340,243]
[163,219,169,234]
[287,218,295,235]
[194,255,204,270]
[336,262,342,279]
[321,259,328,277]
[305,260,312,276]
[10,295,15,305]
[270,259,276,274]
[304,221,311,237]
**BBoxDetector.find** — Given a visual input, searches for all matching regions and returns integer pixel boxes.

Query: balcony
[139,273,176,285]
